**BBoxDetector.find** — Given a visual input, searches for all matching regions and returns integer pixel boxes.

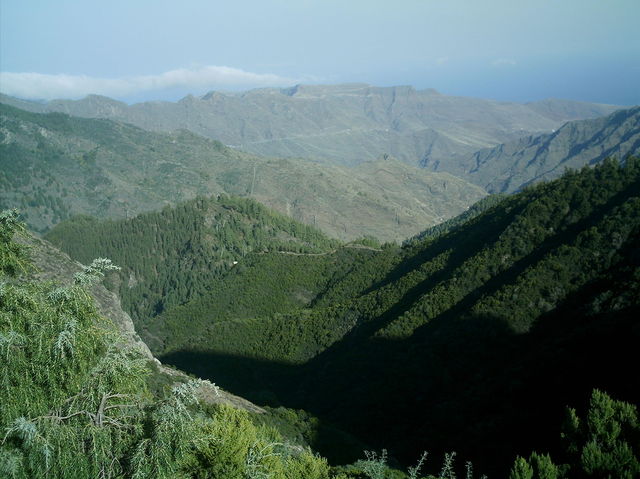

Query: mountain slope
[133,159,639,475]
[13,221,265,414]
[1,84,620,170]
[44,195,339,327]
[464,106,640,193]
[42,157,640,474]
[0,103,486,241]
[0,212,348,479]
[142,244,385,355]
[151,157,640,360]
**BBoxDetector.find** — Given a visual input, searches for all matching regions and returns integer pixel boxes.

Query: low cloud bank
[0,66,295,100]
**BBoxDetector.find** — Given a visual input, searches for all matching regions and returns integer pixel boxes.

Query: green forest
[45,195,339,327]
[2,205,638,477]
[39,158,640,477]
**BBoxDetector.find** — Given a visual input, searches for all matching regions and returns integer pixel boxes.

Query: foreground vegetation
[0,210,352,478]
[0,210,514,479]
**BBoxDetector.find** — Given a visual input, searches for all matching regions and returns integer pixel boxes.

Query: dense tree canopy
[37,158,640,477]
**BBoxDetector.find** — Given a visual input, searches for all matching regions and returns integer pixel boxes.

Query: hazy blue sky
[1,0,639,104]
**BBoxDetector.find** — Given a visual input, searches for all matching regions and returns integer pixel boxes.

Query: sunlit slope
[1,84,620,170]
[45,195,340,326]
[0,103,485,240]
[463,106,640,193]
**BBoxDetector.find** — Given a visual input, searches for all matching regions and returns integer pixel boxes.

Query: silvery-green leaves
[73,258,121,287]
[54,317,78,359]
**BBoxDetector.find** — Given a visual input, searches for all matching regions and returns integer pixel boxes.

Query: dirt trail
[261,243,382,257]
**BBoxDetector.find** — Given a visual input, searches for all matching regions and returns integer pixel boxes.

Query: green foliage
[568,390,639,478]
[351,236,382,249]
[148,159,640,476]
[1,215,148,477]
[0,209,30,277]
[73,257,121,288]
[356,449,389,479]
[509,458,533,479]
[189,405,280,479]
[146,246,375,358]
[283,449,332,479]
[256,407,323,447]
[511,390,639,478]
[0,210,348,478]
[46,195,339,326]
[526,453,560,479]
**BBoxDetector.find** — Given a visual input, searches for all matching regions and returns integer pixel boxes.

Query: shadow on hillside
[155,167,640,477]
[161,287,640,476]
[159,188,640,475]
[360,198,527,297]
[159,349,298,406]
[159,349,369,464]
[161,313,520,474]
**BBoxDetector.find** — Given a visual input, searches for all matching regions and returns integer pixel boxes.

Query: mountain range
[1,81,639,477]
[0,84,621,171]
[3,95,638,244]
[0,103,485,241]
[464,106,640,193]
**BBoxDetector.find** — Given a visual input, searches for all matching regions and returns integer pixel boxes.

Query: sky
[1,0,639,105]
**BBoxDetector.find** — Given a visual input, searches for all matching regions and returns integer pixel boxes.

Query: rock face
[463,106,640,193]
[21,234,154,359]
[1,85,620,170]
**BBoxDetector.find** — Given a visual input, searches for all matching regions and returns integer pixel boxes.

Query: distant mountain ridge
[0,84,621,169]
[463,106,640,192]
[0,103,486,241]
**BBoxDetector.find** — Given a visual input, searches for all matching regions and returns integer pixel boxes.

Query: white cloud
[0,66,296,100]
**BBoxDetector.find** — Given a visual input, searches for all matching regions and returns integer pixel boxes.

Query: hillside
[463,106,640,193]
[0,84,620,170]
[6,93,638,477]
[0,210,359,479]
[19,233,153,360]
[0,103,485,241]
[71,159,637,476]
[44,195,340,328]
[25,157,640,476]
[142,244,386,356]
